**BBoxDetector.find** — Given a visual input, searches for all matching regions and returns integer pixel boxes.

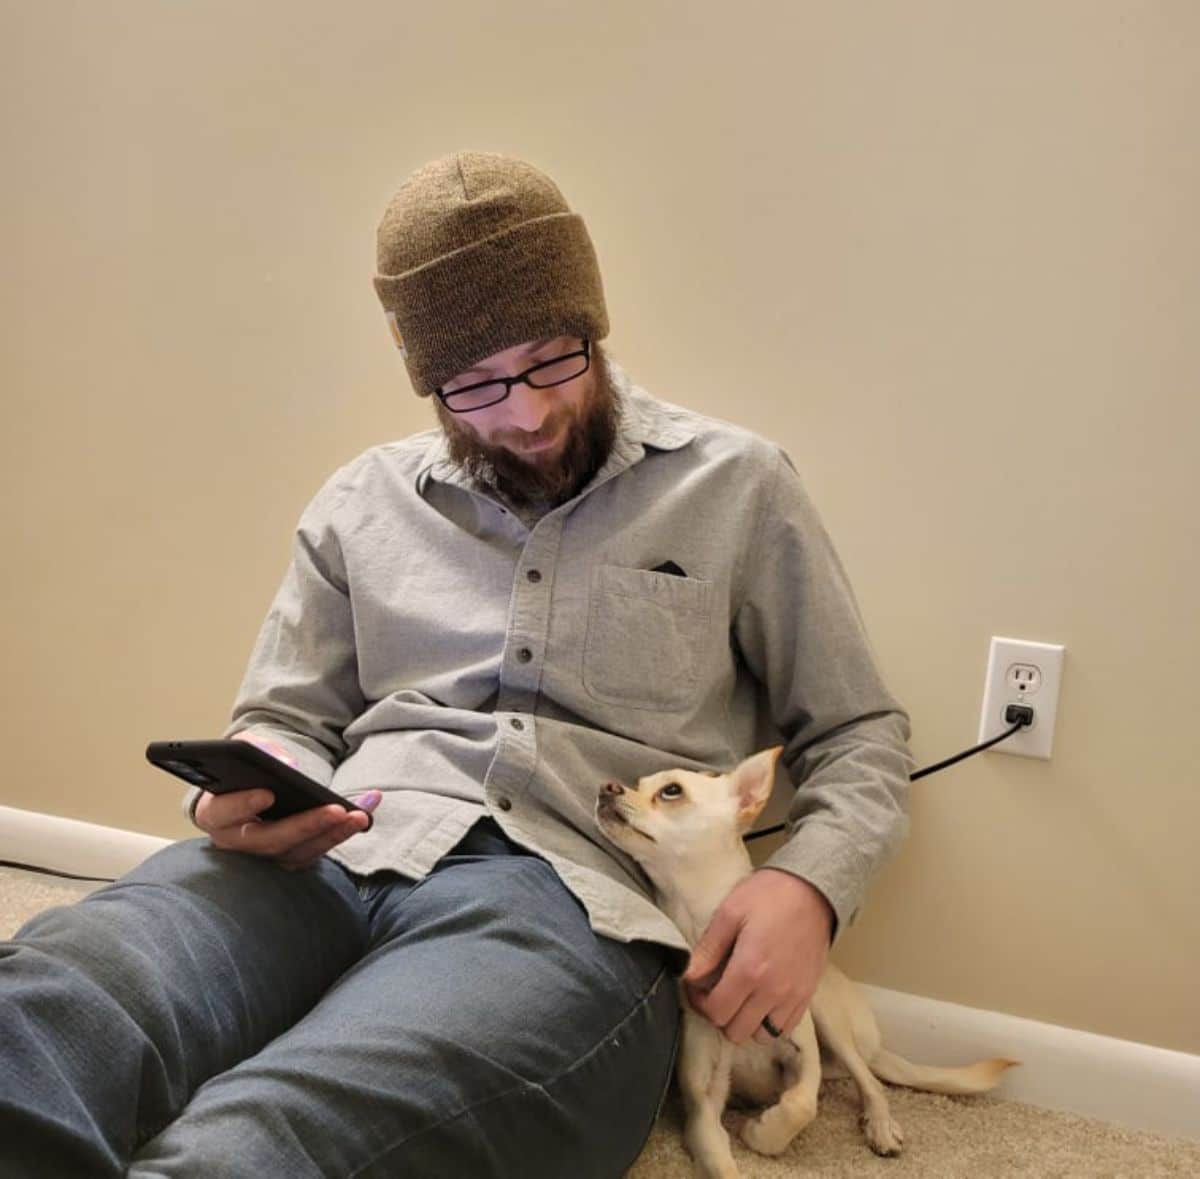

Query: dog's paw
[861,1110,904,1157]
[693,1155,741,1179]
[686,1123,742,1178]
[738,1101,815,1156]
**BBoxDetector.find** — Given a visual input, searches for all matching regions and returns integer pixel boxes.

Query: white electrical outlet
[978,636,1066,760]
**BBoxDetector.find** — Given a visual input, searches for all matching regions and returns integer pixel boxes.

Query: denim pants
[0,819,680,1177]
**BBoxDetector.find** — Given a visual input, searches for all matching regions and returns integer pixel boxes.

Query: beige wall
[4,2,1197,1054]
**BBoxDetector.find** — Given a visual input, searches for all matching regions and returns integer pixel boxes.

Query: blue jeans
[0,819,680,1177]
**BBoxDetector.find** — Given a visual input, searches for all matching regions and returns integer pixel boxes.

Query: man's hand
[192,732,381,871]
[681,868,834,1046]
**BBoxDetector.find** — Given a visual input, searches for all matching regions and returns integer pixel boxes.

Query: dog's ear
[730,746,783,828]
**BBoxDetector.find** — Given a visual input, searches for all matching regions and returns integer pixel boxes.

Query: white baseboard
[1,806,1196,1143]
[859,982,1200,1143]
[0,805,172,881]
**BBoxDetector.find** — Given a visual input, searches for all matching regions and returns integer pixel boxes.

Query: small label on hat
[385,311,407,357]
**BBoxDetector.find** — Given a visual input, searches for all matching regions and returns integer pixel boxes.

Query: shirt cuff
[181,785,204,826]
[762,822,874,944]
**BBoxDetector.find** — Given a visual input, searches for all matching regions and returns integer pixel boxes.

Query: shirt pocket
[583,564,714,711]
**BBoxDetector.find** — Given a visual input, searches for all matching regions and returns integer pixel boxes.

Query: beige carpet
[4,866,1199,1177]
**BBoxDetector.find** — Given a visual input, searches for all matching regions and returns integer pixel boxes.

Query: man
[0,152,912,1176]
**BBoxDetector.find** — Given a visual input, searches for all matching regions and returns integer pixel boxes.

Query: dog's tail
[869,1049,1020,1095]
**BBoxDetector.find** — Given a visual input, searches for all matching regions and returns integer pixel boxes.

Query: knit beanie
[373,151,610,397]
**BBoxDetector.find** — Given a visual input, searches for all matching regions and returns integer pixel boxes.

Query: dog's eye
[658,783,685,801]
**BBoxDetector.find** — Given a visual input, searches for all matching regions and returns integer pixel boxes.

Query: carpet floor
[3,866,1198,1177]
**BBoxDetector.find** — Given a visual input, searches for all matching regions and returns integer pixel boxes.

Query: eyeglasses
[435,340,591,414]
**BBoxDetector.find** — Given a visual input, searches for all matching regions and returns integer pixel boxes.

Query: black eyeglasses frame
[435,339,591,414]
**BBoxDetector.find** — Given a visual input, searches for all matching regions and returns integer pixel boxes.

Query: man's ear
[730,746,783,829]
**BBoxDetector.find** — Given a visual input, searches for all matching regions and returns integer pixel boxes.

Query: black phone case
[146,739,372,829]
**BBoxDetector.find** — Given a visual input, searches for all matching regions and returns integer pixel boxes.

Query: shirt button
[497,797,513,811]
[517,647,533,663]
[510,718,524,731]
[526,569,542,583]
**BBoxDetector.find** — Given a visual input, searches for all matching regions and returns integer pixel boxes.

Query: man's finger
[278,811,371,870]
[752,1028,775,1047]
[195,789,275,831]
[691,938,784,1033]
[685,966,746,1030]
[753,1012,787,1047]
[231,805,349,858]
[722,991,777,1046]
[775,999,809,1044]
[682,906,740,985]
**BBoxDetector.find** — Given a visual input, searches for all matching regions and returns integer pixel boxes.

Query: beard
[434,343,621,510]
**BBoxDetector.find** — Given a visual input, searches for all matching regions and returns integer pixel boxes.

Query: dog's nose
[602,781,625,796]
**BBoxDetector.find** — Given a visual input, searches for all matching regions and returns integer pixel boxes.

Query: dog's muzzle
[596,793,625,822]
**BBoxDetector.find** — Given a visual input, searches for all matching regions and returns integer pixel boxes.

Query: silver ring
[761,1016,783,1038]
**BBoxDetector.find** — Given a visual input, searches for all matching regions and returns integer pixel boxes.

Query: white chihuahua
[596,746,1017,1178]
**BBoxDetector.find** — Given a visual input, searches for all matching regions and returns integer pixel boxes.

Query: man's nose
[503,384,554,432]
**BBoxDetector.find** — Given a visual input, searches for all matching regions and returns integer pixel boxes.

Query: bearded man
[0,153,912,1177]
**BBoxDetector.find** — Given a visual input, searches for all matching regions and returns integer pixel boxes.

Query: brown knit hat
[373,151,610,397]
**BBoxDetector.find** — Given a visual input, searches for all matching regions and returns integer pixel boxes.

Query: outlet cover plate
[978,636,1066,760]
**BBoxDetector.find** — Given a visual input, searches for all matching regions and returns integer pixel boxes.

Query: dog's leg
[810,992,904,1157]
[678,1010,741,1178]
[737,1009,821,1156]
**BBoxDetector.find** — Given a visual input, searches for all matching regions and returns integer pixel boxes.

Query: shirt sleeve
[732,446,913,940]
[182,472,366,823]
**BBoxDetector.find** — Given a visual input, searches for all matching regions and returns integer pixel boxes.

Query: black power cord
[2,711,1036,880]
[0,860,119,884]
[743,708,1033,843]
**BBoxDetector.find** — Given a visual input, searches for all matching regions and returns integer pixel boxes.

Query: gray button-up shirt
[200,358,912,958]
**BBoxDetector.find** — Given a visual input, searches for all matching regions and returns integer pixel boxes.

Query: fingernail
[355,790,383,811]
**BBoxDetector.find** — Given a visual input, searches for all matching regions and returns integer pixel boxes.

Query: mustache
[494,417,565,448]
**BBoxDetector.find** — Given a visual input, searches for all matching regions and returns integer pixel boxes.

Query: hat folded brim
[373,212,609,397]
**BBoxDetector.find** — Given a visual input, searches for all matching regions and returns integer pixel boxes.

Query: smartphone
[146,739,372,829]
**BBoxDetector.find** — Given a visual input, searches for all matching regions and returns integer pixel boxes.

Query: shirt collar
[415,354,695,496]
